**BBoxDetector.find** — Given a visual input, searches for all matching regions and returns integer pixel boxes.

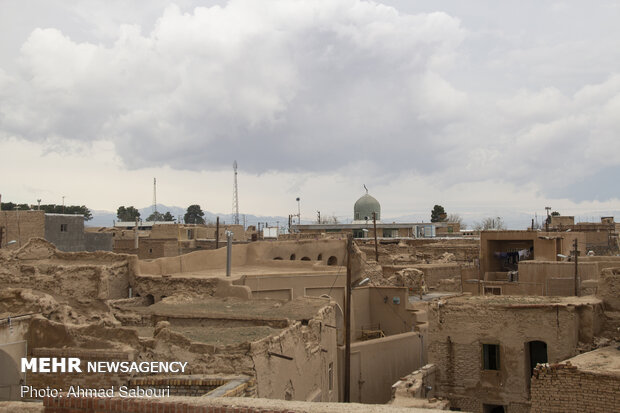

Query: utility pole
[226,231,233,277]
[215,217,220,249]
[573,238,579,296]
[153,178,157,219]
[317,210,321,224]
[288,214,292,233]
[372,211,379,262]
[545,206,551,232]
[232,161,240,225]
[62,196,66,214]
[344,234,353,403]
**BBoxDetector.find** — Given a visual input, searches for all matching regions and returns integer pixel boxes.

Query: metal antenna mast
[153,178,158,218]
[232,161,240,225]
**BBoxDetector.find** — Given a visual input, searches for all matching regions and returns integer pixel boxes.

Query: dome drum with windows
[353,192,380,222]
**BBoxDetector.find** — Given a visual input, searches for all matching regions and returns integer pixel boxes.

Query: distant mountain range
[88,204,620,230]
[88,204,301,228]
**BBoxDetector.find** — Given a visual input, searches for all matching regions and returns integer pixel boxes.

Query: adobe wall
[530,360,620,412]
[0,317,30,401]
[84,232,113,252]
[390,364,449,409]
[598,267,620,311]
[480,231,587,275]
[343,332,424,404]
[427,297,603,413]
[350,286,414,339]
[0,210,45,249]
[137,239,351,276]
[44,215,85,252]
[150,224,248,241]
[0,239,135,300]
[250,303,338,402]
[244,273,345,307]
[133,276,220,302]
[138,238,178,259]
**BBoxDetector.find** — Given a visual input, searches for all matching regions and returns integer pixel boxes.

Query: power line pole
[153,178,158,218]
[573,238,579,296]
[232,161,240,225]
[372,211,379,262]
[344,234,352,403]
[215,217,220,250]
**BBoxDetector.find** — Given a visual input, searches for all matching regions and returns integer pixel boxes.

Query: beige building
[0,210,111,252]
[426,295,605,412]
[112,222,252,259]
[293,192,460,239]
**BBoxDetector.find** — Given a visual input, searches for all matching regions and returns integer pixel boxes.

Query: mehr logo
[21,357,189,373]
[21,358,82,373]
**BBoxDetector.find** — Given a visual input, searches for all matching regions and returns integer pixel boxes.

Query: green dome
[354,194,381,221]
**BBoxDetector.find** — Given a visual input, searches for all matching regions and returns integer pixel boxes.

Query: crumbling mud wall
[250,303,338,402]
[598,267,620,311]
[0,239,136,300]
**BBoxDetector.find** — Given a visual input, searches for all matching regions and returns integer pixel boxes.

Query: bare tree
[473,217,506,231]
[447,213,466,230]
[320,215,340,224]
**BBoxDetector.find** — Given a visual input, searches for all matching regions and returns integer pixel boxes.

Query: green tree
[117,206,141,222]
[184,204,205,224]
[147,211,164,222]
[1,202,91,220]
[163,211,175,222]
[551,211,560,216]
[431,205,447,222]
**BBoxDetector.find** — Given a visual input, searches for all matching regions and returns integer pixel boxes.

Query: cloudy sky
[1,0,619,225]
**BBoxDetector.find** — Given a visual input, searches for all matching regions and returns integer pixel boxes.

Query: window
[148,248,153,254]
[60,224,68,232]
[484,286,502,295]
[482,344,500,370]
[328,362,333,391]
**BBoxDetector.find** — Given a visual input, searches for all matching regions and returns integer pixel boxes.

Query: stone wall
[531,362,620,412]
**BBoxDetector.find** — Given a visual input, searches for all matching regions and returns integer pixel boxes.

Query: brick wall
[427,297,601,412]
[531,362,620,412]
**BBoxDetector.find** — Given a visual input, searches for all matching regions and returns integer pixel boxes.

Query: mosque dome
[354,193,381,221]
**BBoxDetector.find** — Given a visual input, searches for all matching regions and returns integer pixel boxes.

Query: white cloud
[1,0,620,214]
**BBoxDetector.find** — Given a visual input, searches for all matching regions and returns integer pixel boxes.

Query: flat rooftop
[564,346,620,377]
[134,296,331,321]
[443,295,602,308]
[121,296,332,346]
[142,263,343,279]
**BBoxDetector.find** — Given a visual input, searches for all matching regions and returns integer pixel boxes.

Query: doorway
[527,340,548,377]
[483,404,505,413]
